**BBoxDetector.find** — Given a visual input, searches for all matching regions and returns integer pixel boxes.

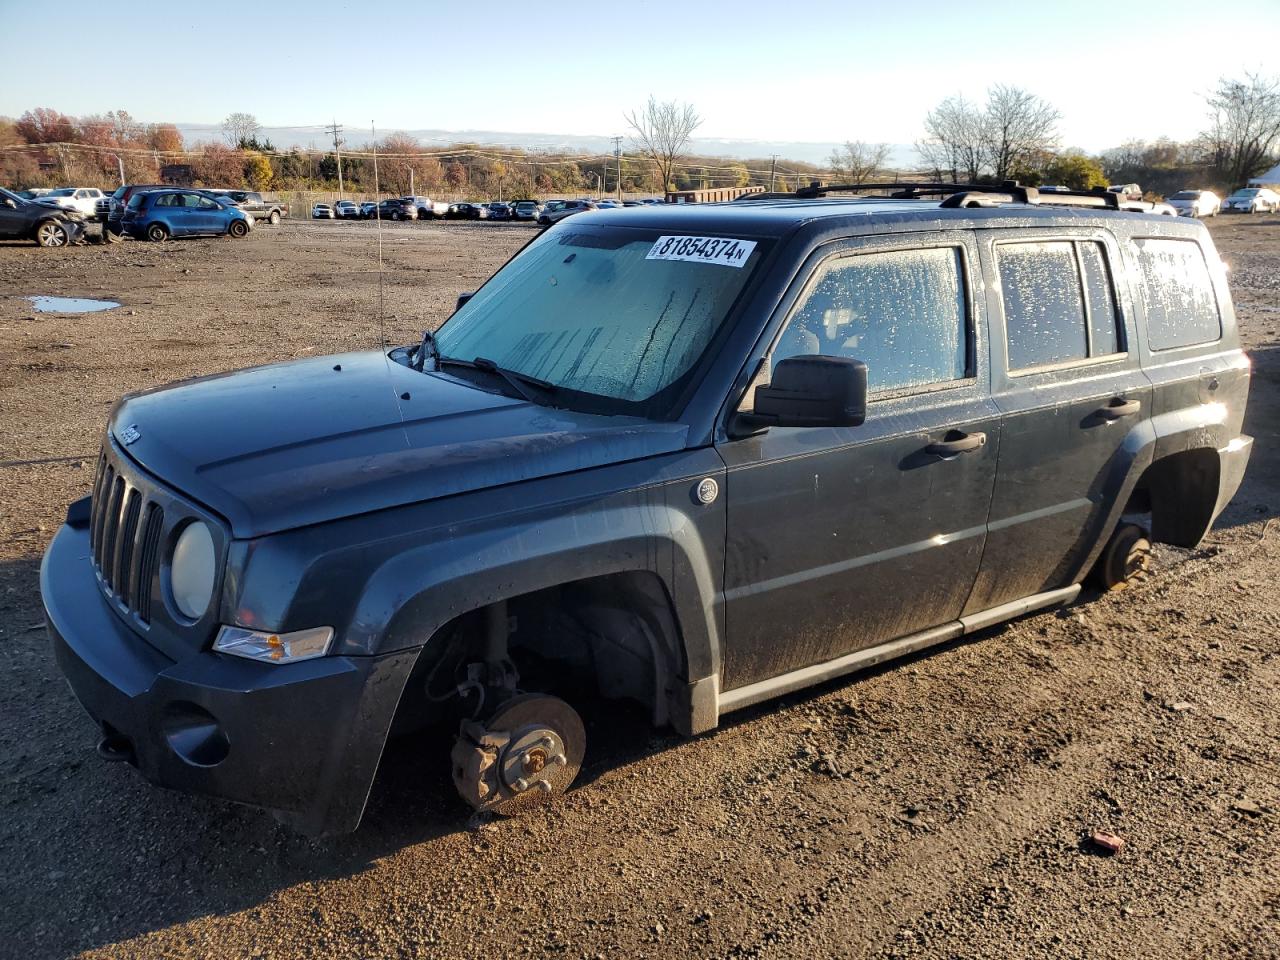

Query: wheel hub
[451,694,585,816]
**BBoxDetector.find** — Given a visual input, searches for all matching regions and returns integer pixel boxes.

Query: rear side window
[774,246,968,393]
[997,240,1123,371]
[1132,238,1221,350]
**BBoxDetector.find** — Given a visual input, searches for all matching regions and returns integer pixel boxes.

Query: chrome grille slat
[134,504,164,622]
[89,454,106,554]
[115,490,142,603]
[93,464,115,570]
[100,475,125,590]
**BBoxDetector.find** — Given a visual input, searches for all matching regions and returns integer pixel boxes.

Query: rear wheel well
[392,572,686,735]
[1125,448,1220,548]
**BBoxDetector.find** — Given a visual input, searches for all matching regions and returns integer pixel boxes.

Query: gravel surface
[1,216,1277,960]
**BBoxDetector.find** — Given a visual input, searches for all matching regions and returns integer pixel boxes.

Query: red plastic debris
[1091,831,1126,853]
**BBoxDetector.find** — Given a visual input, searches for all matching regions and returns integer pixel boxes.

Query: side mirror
[2,198,16,209]
[455,291,475,311]
[738,355,867,431]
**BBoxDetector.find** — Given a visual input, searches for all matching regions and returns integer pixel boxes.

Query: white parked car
[1167,190,1221,218]
[35,187,107,217]
[1222,187,1280,214]
[312,203,334,219]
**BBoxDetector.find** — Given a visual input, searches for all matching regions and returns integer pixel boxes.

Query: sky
[1,0,1275,160]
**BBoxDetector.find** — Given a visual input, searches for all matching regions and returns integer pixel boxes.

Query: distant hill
[173,123,915,168]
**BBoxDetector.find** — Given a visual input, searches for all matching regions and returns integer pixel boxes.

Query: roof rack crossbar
[785,180,1123,210]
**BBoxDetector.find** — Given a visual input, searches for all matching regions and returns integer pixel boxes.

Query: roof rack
[738,180,1152,212]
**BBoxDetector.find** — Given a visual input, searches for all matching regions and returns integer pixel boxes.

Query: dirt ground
[1,214,1277,960]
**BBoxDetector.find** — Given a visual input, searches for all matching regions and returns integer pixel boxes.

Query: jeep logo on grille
[119,424,141,446]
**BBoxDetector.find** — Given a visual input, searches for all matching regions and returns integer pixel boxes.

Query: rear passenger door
[151,193,186,234]
[967,229,1152,612]
[719,232,1001,690]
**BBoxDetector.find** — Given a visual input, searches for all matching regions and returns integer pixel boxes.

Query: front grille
[89,452,165,623]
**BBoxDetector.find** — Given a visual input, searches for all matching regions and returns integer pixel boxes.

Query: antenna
[371,123,385,332]
[371,123,410,444]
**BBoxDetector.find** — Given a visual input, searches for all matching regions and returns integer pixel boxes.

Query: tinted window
[1079,242,1120,356]
[774,246,968,393]
[1133,238,1221,350]
[152,194,178,207]
[999,241,1089,369]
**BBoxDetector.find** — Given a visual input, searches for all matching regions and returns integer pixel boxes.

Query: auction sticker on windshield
[646,236,757,268]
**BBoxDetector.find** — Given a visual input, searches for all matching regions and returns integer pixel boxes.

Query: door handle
[1095,397,1141,421]
[925,430,987,457]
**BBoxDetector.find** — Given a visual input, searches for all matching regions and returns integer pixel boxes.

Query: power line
[326,120,344,198]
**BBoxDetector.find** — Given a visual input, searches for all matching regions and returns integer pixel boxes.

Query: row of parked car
[311,196,666,225]
[1167,187,1280,217]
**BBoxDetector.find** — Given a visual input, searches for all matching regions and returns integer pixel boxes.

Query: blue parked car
[121,188,252,242]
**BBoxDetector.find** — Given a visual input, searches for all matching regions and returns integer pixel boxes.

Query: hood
[110,351,689,538]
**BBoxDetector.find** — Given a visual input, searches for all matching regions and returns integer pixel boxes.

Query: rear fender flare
[1074,401,1235,577]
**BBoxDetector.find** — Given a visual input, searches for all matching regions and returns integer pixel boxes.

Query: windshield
[432,224,768,416]
[1229,190,1257,198]
[48,188,75,197]
[1170,191,1198,200]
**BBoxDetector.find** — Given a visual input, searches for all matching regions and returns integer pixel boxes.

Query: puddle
[27,296,121,314]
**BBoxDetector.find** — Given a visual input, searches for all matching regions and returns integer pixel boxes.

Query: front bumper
[41,518,417,835]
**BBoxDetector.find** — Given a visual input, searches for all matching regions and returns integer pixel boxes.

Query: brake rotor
[451,693,586,816]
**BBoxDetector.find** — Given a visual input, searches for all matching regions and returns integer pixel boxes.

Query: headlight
[170,521,216,619]
[214,626,334,664]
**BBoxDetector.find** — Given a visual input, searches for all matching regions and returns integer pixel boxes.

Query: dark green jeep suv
[42,182,1251,834]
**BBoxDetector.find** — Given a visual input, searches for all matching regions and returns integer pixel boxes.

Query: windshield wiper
[471,357,558,405]
[427,354,558,406]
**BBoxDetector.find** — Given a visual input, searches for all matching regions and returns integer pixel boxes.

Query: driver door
[716,232,1001,691]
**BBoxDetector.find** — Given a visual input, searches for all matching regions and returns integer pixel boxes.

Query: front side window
[773,246,968,394]
[1132,237,1221,351]
[998,240,1122,370]
[197,196,219,209]
[434,225,768,414]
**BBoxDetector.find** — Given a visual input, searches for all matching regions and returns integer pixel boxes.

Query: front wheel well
[1124,448,1221,548]
[391,571,687,735]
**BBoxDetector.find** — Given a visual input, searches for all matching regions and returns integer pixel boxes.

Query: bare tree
[916,95,987,182]
[828,141,890,185]
[222,112,262,148]
[625,97,701,193]
[982,84,1060,181]
[1199,72,1280,188]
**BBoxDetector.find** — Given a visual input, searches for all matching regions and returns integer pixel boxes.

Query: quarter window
[1132,238,1221,350]
[998,240,1122,371]
[773,247,968,393]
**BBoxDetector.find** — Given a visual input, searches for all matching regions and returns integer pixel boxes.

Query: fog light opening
[161,701,230,767]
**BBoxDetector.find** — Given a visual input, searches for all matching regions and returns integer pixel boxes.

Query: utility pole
[611,136,623,200]
[409,168,414,195]
[769,155,778,191]
[326,120,344,198]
